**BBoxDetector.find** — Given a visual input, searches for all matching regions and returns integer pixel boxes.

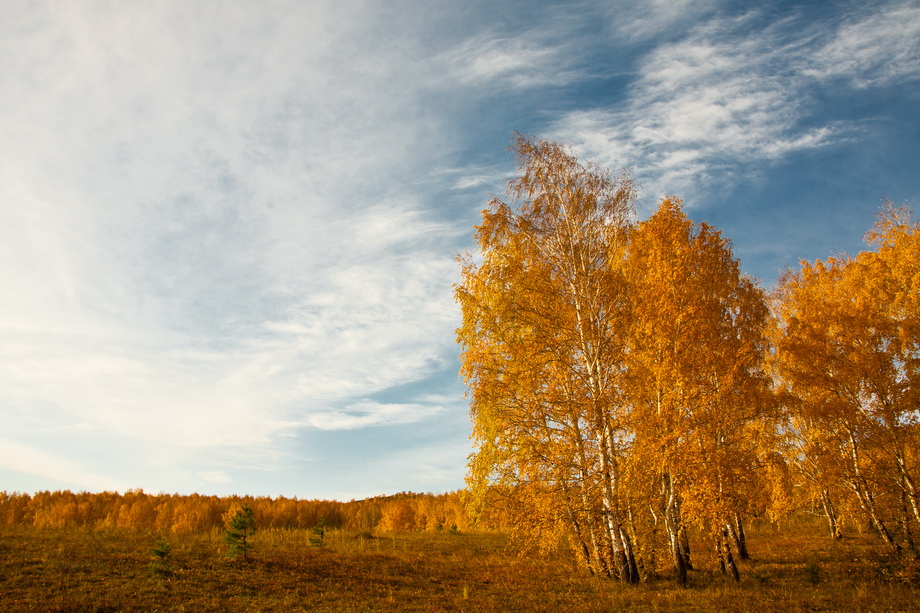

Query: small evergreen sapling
[224,503,256,561]
[309,519,326,547]
[149,538,173,578]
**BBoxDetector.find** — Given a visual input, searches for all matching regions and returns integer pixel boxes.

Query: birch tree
[624,198,772,583]
[456,135,638,581]
[772,204,920,553]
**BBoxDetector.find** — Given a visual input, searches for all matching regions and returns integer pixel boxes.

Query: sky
[1,0,918,500]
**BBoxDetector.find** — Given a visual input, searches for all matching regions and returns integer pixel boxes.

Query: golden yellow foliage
[772,203,920,552]
[457,139,775,583]
[457,134,638,581]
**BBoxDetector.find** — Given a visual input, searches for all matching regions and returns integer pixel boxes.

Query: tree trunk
[662,472,688,585]
[852,478,901,552]
[565,502,597,576]
[718,527,740,581]
[620,525,640,584]
[627,503,647,580]
[679,523,693,570]
[899,483,918,557]
[572,434,610,577]
[847,431,901,551]
[674,495,692,570]
[894,449,920,527]
[599,424,639,584]
[820,489,842,540]
[604,503,633,583]
[728,513,750,559]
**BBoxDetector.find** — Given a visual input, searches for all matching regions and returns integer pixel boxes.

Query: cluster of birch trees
[456,136,919,583]
[772,208,920,554]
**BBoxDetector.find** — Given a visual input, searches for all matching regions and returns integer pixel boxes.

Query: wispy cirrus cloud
[551,16,832,200]
[552,3,920,204]
[0,0,466,494]
[454,34,557,84]
[440,165,512,192]
[436,16,590,92]
[302,401,447,431]
[606,0,725,43]
[807,2,920,87]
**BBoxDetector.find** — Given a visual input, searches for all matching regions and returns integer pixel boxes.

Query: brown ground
[1,519,917,611]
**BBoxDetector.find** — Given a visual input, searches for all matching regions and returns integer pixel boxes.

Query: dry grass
[0,518,917,611]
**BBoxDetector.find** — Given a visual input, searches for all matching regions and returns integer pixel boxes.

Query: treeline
[456,135,920,584]
[0,489,468,534]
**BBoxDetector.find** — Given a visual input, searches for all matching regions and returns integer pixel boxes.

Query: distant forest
[0,489,467,534]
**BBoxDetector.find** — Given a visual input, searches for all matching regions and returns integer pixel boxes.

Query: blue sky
[1,0,918,500]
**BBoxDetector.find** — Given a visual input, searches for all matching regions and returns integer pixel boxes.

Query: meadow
[1,516,918,612]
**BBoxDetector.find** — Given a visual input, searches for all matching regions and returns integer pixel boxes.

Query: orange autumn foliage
[772,203,920,552]
[0,489,468,535]
[457,137,776,583]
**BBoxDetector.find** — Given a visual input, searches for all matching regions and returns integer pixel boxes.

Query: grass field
[1,518,918,611]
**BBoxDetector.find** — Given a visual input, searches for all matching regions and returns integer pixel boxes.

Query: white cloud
[0,0,467,493]
[438,28,583,90]
[607,0,725,42]
[451,34,558,87]
[302,401,445,430]
[808,2,920,87]
[452,171,510,191]
[549,9,881,201]
[196,471,231,484]
[427,165,513,194]
[0,438,129,492]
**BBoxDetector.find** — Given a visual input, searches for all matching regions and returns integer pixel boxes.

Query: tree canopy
[457,136,776,583]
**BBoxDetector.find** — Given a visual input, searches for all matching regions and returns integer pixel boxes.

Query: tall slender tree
[624,198,772,583]
[456,135,638,581]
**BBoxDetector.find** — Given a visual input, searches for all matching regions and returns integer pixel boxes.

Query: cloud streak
[0,437,130,493]
[0,1,467,494]
[551,3,919,203]
[807,2,920,87]
[440,31,579,90]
